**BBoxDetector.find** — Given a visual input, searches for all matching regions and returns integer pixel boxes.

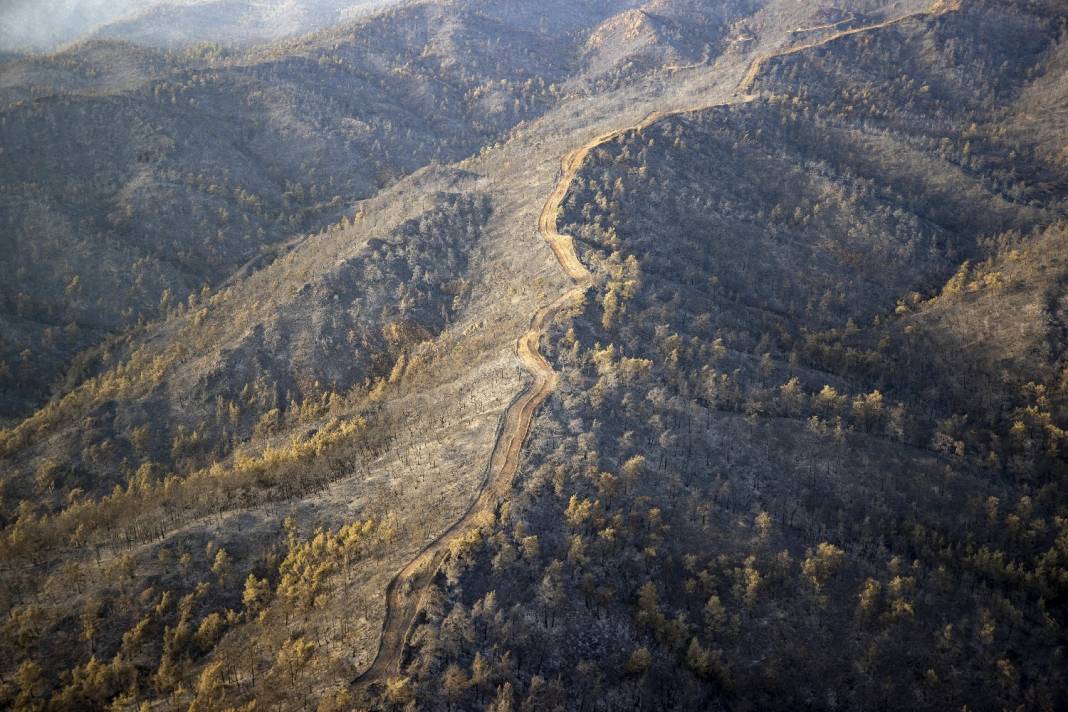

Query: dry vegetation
[381,2,1068,710]
[1,0,1066,710]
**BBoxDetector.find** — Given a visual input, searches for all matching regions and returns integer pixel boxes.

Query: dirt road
[353,143,596,686]
[353,0,956,690]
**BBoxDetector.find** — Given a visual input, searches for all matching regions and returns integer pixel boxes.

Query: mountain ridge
[1,0,1066,709]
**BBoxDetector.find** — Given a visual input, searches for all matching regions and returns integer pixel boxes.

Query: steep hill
[0,0,1065,710]
[0,0,643,420]
[385,1,1068,709]
[0,1,781,707]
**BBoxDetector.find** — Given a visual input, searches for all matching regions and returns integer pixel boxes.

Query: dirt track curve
[738,0,960,93]
[353,0,956,691]
[353,139,597,687]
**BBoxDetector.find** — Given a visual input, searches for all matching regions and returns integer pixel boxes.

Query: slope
[384,1,1068,710]
[0,0,632,420]
[2,0,1041,710]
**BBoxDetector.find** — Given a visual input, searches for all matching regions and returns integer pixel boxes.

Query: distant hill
[0,0,646,419]
[0,0,397,52]
[89,0,398,49]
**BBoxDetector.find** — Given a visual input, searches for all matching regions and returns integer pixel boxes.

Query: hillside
[0,0,644,420]
[0,0,1066,710]
[0,1,772,707]
[388,1,1068,709]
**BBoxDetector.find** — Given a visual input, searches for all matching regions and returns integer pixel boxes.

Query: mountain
[89,0,398,49]
[0,0,397,53]
[0,0,637,420]
[0,0,1066,710]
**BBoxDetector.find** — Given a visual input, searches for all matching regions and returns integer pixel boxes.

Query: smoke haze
[0,0,394,52]
[0,0,169,51]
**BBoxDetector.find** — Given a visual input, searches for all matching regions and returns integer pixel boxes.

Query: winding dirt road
[353,0,956,691]
[354,138,597,688]
[354,105,719,691]
[738,0,960,93]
